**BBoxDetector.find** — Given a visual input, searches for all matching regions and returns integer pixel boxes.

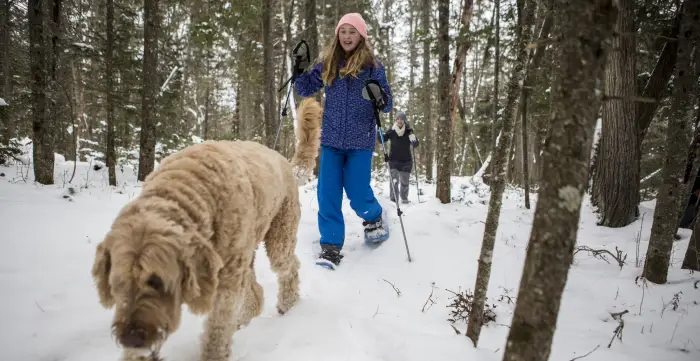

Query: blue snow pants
[317,145,383,248]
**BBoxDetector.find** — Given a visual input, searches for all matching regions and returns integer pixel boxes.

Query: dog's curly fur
[91,98,322,361]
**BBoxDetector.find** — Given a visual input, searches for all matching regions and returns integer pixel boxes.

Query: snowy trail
[1,157,699,361]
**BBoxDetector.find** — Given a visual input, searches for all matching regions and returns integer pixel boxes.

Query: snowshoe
[315,244,343,270]
[363,208,390,245]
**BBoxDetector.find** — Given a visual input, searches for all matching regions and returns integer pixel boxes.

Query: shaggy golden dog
[91,98,322,361]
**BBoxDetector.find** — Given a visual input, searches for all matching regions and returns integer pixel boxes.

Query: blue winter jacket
[294,60,393,151]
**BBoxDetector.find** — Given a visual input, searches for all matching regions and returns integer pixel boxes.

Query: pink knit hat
[335,13,368,41]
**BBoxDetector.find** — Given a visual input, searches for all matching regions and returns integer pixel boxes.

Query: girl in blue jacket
[294,12,393,269]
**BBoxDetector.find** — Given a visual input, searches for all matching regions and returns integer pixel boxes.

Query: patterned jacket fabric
[294,60,393,151]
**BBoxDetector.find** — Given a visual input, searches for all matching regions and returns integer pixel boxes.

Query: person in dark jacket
[382,112,418,203]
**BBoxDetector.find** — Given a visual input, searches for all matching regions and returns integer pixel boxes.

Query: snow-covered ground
[0,146,698,361]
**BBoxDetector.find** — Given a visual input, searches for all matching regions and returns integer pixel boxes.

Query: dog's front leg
[199,261,251,361]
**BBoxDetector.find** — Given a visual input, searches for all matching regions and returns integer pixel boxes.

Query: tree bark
[681,53,700,271]
[465,0,536,347]
[520,88,530,208]
[137,0,159,181]
[643,0,700,285]
[0,0,10,141]
[262,0,276,148]
[435,0,474,203]
[500,1,619,360]
[421,0,433,181]
[435,0,449,200]
[29,0,56,184]
[636,5,682,142]
[520,0,553,196]
[105,0,117,186]
[591,0,639,227]
[491,0,500,156]
[683,203,700,270]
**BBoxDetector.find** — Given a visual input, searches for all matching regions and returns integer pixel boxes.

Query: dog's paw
[276,293,299,315]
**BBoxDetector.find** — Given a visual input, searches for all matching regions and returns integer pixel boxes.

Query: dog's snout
[120,326,147,348]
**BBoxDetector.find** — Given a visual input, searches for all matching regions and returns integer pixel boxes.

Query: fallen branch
[422,283,437,313]
[570,345,600,361]
[608,310,628,348]
[382,278,401,297]
[574,245,627,270]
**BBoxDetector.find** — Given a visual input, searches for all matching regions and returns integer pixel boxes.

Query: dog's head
[91,211,223,352]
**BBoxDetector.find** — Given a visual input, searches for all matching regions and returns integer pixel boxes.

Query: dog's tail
[290,97,323,186]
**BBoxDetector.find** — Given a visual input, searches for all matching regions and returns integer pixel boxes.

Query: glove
[362,80,388,110]
[408,134,416,142]
[292,40,310,77]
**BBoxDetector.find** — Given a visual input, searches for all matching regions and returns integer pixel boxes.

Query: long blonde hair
[321,36,377,86]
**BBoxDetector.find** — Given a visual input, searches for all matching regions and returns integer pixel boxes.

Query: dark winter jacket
[381,126,419,172]
[293,60,393,151]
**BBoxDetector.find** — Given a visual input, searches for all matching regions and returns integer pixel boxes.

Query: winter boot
[315,244,343,270]
[363,208,390,245]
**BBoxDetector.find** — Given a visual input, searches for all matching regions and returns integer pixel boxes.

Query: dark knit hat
[397,112,406,120]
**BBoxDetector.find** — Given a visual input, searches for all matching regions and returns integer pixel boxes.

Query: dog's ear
[91,240,114,308]
[181,238,223,315]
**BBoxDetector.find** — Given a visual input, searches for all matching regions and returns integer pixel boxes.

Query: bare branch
[382,278,401,297]
[570,345,600,361]
[574,245,627,269]
[422,284,437,312]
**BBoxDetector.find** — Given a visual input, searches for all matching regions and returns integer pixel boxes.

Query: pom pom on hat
[335,13,368,41]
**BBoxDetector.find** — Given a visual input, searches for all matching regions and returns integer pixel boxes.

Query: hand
[362,80,388,110]
[292,41,310,76]
[293,56,308,77]
[408,134,416,142]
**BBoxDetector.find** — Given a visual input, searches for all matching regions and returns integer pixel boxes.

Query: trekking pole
[273,40,310,150]
[362,80,412,263]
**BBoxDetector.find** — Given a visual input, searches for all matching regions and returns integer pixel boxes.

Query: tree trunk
[636,5,681,143]
[465,0,536,347]
[29,0,55,184]
[591,0,639,227]
[105,0,116,186]
[0,0,10,141]
[491,0,500,155]
[421,0,433,181]
[262,0,276,148]
[683,202,700,270]
[436,0,474,203]
[137,0,159,181]
[434,0,449,202]
[521,88,530,208]
[643,0,700,285]
[303,0,321,175]
[500,1,619,360]
[520,0,553,200]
